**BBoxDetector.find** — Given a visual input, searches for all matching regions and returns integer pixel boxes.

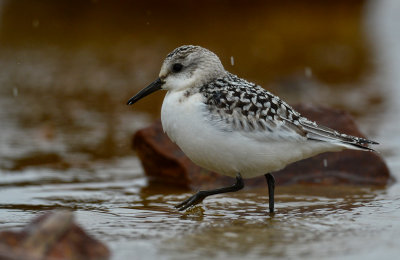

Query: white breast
[161,90,344,178]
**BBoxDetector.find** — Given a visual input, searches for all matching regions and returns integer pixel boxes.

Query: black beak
[127,78,164,105]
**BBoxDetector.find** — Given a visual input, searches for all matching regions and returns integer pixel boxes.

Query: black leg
[264,173,275,214]
[175,173,244,211]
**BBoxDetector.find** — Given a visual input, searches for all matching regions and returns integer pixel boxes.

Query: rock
[132,105,391,189]
[0,210,110,260]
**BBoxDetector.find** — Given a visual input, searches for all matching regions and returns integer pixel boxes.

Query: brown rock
[133,105,391,189]
[0,210,110,260]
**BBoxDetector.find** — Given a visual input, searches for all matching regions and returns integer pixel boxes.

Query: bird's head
[127,45,226,105]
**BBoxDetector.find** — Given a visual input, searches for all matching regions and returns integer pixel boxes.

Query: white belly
[161,90,343,178]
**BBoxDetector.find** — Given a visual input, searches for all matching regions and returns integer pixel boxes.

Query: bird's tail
[299,118,378,152]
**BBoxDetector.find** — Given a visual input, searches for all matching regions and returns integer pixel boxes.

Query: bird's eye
[172,63,183,73]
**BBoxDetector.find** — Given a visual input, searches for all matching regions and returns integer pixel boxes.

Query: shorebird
[127,45,377,214]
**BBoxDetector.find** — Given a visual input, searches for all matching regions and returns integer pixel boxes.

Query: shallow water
[0,1,400,259]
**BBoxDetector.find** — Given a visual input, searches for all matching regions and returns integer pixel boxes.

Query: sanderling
[127,45,378,214]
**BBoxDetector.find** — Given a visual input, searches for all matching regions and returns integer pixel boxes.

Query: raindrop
[305,67,312,78]
[32,19,40,28]
[13,87,18,97]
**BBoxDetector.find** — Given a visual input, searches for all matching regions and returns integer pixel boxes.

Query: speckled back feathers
[197,74,376,150]
[200,73,302,133]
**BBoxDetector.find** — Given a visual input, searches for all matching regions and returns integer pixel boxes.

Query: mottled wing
[201,73,378,150]
[201,74,306,141]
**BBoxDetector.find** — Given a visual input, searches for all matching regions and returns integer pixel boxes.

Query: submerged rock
[133,105,391,189]
[0,210,110,260]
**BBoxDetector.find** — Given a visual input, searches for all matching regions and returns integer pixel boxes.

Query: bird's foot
[175,191,207,211]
